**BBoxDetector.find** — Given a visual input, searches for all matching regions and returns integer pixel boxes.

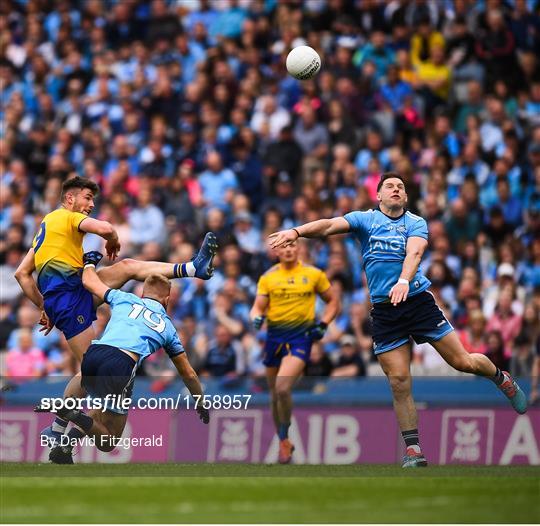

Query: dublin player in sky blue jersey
[37,252,209,464]
[269,172,528,467]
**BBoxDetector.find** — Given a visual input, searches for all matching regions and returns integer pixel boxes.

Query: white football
[286,46,321,80]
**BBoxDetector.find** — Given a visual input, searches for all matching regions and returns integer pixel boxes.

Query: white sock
[186,262,196,277]
[52,417,68,434]
[408,444,422,454]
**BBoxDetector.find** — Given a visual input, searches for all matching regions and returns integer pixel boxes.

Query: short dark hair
[61,176,99,201]
[377,172,405,192]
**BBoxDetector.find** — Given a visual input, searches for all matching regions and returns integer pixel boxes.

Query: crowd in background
[1,0,540,385]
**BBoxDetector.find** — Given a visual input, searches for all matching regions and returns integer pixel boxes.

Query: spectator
[199,151,238,212]
[6,328,46,381]
[459,310,488,355]
[305,342,334,377]
[485,330,510,371]
[202,324,240,377]
[128,187,166,246]
[487,287,522,360]
[331,335,366,377]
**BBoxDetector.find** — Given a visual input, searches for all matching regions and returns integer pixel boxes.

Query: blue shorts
[263,339,312,367]
[43,285,97,340]
[81,344,138,415]
[371,290,454,355]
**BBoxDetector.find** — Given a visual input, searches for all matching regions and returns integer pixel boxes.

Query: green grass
[1,464,538,523]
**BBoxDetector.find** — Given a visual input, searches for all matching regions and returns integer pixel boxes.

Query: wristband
[397,278,409,285]
[84,264,96,269]
[292,228,301,239]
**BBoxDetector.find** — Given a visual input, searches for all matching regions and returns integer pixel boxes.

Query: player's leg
[431,331,527,414]
[265,366,280,432]
[95,232,218,291]
[85,409,128,453]
[274,354,305,464]
[41,324,96,446]
[377,343,427,467]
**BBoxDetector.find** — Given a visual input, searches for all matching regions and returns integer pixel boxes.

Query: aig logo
[369,236,405,254]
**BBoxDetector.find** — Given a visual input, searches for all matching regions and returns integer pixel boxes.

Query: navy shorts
[43,285,97,340]
[81,344,138,415]
[263,339,312,367]
[371,291,454,355]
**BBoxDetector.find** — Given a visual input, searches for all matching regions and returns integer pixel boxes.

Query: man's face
[377,178,407,211]
[69,188,95,215]
[276,241,299,264]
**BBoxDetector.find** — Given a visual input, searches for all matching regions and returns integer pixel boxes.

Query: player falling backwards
[269,172,527,468]
[250,241,339,463]
[36,252,209,464]
[15,176,217,446]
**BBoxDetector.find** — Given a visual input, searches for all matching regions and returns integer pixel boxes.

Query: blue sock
[278,423,290,440]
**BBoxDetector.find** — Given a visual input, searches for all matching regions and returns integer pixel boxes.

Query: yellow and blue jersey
[32,208,87,295]
[256,261,330,343]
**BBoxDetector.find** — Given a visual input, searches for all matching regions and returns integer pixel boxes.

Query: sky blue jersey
[92,289,184,362]
[344,208,431,304]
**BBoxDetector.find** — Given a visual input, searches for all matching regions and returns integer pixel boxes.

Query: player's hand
[268,229,299,249]
[83,251,104,268]
[389,281,409,306]
[196,405,210,424]
[306,321,328,341]
[252,315,265,330]
[105,238,121,260]
[38,310,54,335]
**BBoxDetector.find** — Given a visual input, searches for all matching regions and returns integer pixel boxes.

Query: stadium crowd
[1,0,539,385]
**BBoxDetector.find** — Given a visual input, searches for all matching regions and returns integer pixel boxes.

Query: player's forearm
[296,218,344,238]
[399,252,422,282]
[320,297,340,325]
[180,370,204,398]
[14,274,44,310]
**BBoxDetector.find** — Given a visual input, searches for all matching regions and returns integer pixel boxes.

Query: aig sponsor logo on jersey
[368,235,406,254]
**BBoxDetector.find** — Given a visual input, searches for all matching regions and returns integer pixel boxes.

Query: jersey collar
[142,296,165,311]
[375,206,406,221]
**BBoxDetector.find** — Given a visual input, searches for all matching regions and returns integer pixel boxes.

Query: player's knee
[388,374,411,397]
[116,258,138,276]
[452,354,475,373]
[275,383,291,400]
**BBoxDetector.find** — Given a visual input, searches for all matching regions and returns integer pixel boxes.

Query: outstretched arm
[268,217,350,249]
[79,217,121,260]
[171,353,209,423]
[14,248,53,334]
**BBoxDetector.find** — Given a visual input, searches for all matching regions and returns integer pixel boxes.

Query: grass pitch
[1,464,538,523]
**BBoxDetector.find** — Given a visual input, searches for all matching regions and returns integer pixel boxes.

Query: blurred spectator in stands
[487,287,522,360]
[129,186,166,246]
[6,328,46,381]
[331,335,366,377]
[305,342,333,377]
[475,9,517,88]
[202,324,240,377]
[199,150,238,212]
[459,309,488,355]
[485,330,510,371]
[0,301,17,351]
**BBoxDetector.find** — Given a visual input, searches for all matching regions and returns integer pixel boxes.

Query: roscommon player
[269,172,527,467]
[250,241,339,463]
